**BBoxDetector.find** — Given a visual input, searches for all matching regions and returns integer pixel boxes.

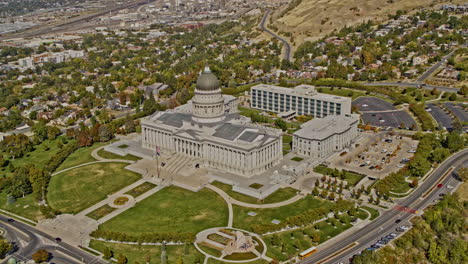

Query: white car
[447,185,454,189]
[397,164,405,168]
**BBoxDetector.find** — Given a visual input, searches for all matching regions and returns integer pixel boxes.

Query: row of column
[143,126,172,150]
[175,137,201,158]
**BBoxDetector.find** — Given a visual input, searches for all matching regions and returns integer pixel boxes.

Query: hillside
[271,0,466,48]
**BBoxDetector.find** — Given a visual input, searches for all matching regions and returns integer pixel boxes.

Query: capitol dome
[196,66,220,91]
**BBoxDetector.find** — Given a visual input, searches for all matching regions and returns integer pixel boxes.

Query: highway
[300,149,468,264]
[259,9,292,62]
[0,215,108,264]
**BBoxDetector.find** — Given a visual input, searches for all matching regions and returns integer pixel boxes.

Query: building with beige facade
[292,114,359,158]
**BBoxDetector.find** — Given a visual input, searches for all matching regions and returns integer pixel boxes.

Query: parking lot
[361,111,417,130]
[327,132,419,179]
[444,102,468,122]
[353,97,396,112]
[427,103,453,131]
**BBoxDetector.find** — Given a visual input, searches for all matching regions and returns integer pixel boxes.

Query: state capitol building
[141,67,283,176]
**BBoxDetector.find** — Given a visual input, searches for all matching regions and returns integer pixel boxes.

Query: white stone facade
[292,114,359,158]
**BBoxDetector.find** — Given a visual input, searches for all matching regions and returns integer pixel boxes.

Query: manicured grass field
[291,156,304,162]
[361,206,380,220]
[124,182,157,198]
[212,181,298,204]
[86,204,117,220]
[0,192,42,221]
[313,165,365,186]
[233,196,334,232]
[98,186,228,234]
[391,180,411,194]
[47,162,141,214]
[207,259,268,264]
[90,240,205,264]
[55,141,110,171]
[96,149,141,161]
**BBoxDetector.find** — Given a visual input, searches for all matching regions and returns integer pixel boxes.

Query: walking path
[207,184,304,209]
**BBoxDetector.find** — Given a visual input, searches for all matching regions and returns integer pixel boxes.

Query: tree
[0,238,12,258]
[458,167,468,182]
[32,121,48,141]
[47,126,61,140]
[408,155,431,177]
[448,93,457,101]
[411,179,419,188]
[176,257,184,264]
[274,119,288,131]
[32,249,49,263]
[445,131,464,152]
[117,254,128,264]
[98,124,113,142]
[431,147,450,163]
[103,247,113,259]
[312,187,319,196]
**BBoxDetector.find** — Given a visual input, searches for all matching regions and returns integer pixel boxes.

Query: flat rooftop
[294,114,359,140]
[251,84,350,103]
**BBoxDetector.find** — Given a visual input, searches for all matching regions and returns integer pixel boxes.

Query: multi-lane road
[259,9,292,62]
[300,149,468,264]
[0,214,108,264]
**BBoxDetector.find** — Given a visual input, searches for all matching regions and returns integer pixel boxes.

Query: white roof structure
[294,114,359,140]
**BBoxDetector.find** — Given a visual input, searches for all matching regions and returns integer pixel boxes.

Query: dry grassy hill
[271,0,466,48]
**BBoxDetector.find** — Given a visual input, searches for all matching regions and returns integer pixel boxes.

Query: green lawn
[233,196,334,232]
[47,162,141,214]
[211,182,298,204]
[90,240,205,264]
[207,259,269,264]
[98,186,228,234]
[55,141,110,171]
[291,157,304,162]
[96,149,141,161]
[360,206,380,220]
[0,192,42,221]
[391,180,411,194]
[124,182,157,198]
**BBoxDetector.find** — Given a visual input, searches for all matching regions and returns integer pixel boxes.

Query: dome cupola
[196,66,220,91]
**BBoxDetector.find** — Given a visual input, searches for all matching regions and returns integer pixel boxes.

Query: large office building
[292,114,359,158]
[250,84,351,118]
[141,67,283,177]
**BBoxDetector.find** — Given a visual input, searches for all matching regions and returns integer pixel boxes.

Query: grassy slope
[98,186,228,234]
[233,196,334,231]
[47,162,141,214]
[273,0,466,47]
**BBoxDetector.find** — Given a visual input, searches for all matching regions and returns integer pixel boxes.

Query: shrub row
[90,230,196,244]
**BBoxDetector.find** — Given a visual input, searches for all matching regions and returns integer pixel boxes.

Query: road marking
[422,167,454,199]
[316,242,358,264]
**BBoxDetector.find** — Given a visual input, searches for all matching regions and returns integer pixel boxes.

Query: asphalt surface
[0,215,108,264]
[444,102,468,123]
[299,149,468,264]
[352,97,396,112]
[361,111,416,130]
[426,103,453,130]
[259,9,292,62]
[416,50,456,83]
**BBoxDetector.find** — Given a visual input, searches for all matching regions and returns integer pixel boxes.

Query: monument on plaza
[223,231,256,255]
[141,66,283,177]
